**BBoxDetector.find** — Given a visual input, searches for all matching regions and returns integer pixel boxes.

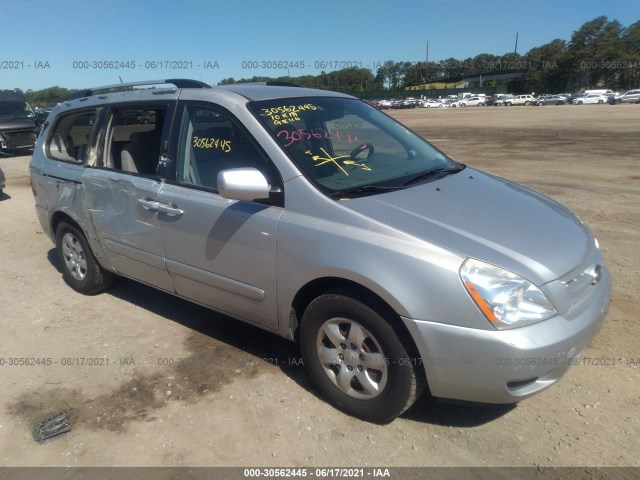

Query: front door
[157,103,283,329]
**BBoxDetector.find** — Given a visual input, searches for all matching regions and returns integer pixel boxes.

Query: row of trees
[220,16,640,94]
[23,86,78,108]
[23,16,639,106]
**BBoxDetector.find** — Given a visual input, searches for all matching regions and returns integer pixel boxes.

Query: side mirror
[217,168,271,201]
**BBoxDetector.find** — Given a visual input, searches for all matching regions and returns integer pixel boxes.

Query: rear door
[82,104,175,291]
[157,102,284,329]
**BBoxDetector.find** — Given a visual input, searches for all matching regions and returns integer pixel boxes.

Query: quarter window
[46,110,98,163]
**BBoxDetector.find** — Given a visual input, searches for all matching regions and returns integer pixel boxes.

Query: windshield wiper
[401,166,464,187]
[329,184,406,199]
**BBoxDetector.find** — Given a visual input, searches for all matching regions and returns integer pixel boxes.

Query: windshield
[0,101,36,121]
[249,97,459,195]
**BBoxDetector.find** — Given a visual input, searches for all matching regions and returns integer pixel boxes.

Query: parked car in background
[568,93,586,104]
[486,95,512,106]
[393,99,420,109]
[376,99,393,110]
[459,96,486,107]
[420,99,442,108]
[0,89,38,155]
[584,89,615,96]
[34,107,52,124]
[535,95,567,106]
[608,90,640,104]
[573,94,607,105]
[504,95,535,106]
[0,165,5,195]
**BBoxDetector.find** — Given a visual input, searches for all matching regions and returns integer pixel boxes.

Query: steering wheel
[350,143,374,159]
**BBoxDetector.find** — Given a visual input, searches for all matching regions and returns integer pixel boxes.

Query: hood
[343,168,592,285]
[0,118,36,131]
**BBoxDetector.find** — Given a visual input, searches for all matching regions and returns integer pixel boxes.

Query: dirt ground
[0,105,638,469]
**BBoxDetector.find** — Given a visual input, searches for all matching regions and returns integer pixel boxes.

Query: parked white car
[573,94,607,105]
[459,96,486,107]
[420,99,442,108]
[504,95,535,106]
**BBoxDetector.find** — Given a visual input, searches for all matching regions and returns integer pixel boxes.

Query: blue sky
[2,0,637,91]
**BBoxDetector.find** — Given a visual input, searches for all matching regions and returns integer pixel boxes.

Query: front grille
[561,246,602,309]
[2,129,35,148]
[564,262,601,295]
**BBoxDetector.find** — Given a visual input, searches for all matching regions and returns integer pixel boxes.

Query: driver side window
[178,105,268,191]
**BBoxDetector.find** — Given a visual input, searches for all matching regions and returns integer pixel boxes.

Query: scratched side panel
[81,168,173,292]
[29,157,116,271]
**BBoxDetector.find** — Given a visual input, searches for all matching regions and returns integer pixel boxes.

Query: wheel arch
[51,211,82,245]
[50,210,114,271]
[292,276,431,405]
[289,277,427,384]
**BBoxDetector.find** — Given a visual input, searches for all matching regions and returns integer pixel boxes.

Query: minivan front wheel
[300,292,420,423]
[55,221,113,294]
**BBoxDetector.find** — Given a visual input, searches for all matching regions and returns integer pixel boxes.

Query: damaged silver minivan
[30,79,611,423]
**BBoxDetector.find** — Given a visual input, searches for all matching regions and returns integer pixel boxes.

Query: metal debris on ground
[32,412,70,444]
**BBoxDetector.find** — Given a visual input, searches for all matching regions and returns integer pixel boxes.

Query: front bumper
[0,131,36,153]
[403,266,611,404]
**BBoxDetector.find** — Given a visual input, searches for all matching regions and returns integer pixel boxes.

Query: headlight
[460,258,557,329]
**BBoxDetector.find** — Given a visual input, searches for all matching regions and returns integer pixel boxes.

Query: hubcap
[61,232,87,281]
[316,318,388,400]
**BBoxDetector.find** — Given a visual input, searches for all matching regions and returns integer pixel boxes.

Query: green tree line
[220,16,640,95]
[22,16,640,105]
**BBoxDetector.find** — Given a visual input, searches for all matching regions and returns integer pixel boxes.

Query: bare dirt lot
[0,105,638,469]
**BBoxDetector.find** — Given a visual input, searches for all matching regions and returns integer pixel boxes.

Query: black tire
[300,291,421,423]
[55,221,114,295]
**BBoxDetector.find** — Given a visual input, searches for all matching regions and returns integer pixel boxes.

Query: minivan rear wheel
[300,292,420,423]
[55,221,114,294]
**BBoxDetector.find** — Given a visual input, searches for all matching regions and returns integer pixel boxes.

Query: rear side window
[46,110,98,163]
[102,107,167,175]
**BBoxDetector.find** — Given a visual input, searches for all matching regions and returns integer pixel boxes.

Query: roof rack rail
[223,81,303,88]
[68,79,210,100]
[265,81,303,87]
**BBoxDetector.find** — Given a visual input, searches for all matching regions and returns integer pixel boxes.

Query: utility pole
[423,41,429,87]
[514,33,519,54]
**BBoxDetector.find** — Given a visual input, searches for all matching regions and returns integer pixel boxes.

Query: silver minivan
[30,80,611,423]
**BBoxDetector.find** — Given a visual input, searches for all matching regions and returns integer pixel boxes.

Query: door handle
[138,198,160,211]
[158,203,184,217]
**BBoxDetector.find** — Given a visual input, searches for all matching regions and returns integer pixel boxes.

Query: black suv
[0,89,38,155]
